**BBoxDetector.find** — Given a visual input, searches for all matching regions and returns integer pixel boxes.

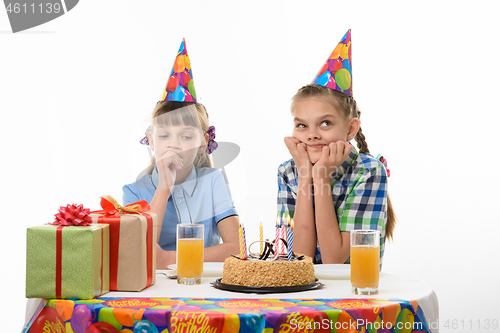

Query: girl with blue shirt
[123,101,240,269]
[123,40,239,269]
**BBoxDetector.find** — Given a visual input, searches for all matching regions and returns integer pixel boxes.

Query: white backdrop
[2,1,499,332]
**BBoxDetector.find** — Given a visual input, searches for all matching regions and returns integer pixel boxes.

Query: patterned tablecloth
[26,296,432,333]
[24,271,439,333]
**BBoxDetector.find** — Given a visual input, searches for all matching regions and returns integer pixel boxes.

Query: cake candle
[242,222,248,258]
[287,219,294,261]
[259,218,264,254]
[238,222,246,259]
[280,213,287,255]
[274,216,280,260]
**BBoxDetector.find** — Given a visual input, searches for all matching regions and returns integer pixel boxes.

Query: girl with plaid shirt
[277,84,396,266]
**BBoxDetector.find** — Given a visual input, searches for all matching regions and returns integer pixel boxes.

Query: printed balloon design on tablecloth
[262,311,284,328]
[30,297,431,333]
[395,308,416,333]
[220,313,240,333]
[185,300,216,306]
[74,300,106,305]
[238,314,266,333]
[97,308,123,331]
[161,39,198,102]
[113,308,146,327]
[70,305,93,333]
[30,306,66,333]
[322,309,341,329]
[132,320,159,333]
[47,299,75,322]
[312,29,353,97]
[85,322,119,333]
[143,310,168,328]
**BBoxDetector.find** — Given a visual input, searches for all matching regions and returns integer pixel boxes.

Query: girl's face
[292,97,359,164]
[150,123,206,168]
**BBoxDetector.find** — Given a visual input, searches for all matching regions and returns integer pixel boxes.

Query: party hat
[312,29,352,96]
[160,38,198,102]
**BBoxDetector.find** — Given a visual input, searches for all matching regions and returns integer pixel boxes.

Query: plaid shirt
[277,145,388,265]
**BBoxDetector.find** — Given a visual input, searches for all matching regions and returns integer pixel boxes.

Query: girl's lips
[308,144,325,150]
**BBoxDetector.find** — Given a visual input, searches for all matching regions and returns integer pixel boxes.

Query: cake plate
[211,278,323,294]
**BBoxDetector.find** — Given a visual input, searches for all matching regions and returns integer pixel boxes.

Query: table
[24,270,439,333]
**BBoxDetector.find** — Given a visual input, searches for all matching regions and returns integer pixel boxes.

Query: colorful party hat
[312,29,353,96]
[160,38,198,102]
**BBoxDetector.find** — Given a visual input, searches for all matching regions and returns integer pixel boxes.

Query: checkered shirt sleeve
[276,159,297,217]
[338,163,387,233]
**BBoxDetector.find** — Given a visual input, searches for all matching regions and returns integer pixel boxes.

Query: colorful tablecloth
[27,297,432,333]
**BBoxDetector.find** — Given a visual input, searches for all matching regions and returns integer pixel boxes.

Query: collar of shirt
[151,165,198,196]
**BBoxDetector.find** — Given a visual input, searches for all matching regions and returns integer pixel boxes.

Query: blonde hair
[291,84,396,240]
[145,101,213,174]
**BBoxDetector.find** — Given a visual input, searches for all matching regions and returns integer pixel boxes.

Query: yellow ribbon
[97,195,150,216]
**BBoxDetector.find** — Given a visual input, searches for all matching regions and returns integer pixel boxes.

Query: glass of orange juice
[176,224,204,285]
[350,230,380,295]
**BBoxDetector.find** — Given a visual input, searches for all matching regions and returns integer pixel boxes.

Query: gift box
[91,196,156,292]
[26,224,109,299]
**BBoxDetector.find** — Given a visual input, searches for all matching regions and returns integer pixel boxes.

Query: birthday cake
[221,255,315,287]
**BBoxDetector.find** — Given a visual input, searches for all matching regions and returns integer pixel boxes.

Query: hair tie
[206,125,218,154]
[140,125,218,154]
[139,126,151,146]
[376,154,390,177]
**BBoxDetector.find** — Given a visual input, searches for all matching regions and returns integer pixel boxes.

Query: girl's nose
[307,130,320,141]
[166,137,182,149]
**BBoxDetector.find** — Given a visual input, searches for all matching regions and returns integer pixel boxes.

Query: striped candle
[287,219,294,261]
[242,222,248,258]
[274,216,280,260]
[280,213,287,255]
[238,222,245,259]
[259,219,264,254]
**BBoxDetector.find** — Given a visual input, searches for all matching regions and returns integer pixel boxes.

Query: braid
[349,99,369,154]
[355,126,370,154]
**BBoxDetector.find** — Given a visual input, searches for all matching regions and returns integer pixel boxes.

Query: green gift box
[26,224,109,299]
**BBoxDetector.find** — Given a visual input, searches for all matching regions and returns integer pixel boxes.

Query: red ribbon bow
[50,204,92,226]
[94,195,151,217]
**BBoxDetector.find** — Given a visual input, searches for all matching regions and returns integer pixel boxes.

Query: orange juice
[350,245,379,288]
[177,238,204,278]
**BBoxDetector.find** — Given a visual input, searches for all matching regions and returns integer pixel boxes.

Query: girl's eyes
[295,121,331,129]
[157,134,192,140]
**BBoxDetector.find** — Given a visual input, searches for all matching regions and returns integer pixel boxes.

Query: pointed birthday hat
[312,29,353,96]
[160,38,198,102]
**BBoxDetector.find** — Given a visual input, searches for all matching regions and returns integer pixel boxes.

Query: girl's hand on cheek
[313,141,351,181]
[284,137,312,180]
[156,151,183,190]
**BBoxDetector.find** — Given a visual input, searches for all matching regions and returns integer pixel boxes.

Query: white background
[2,1,499,332]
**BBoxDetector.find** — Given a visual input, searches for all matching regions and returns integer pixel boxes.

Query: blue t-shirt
[123,166,238,251]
